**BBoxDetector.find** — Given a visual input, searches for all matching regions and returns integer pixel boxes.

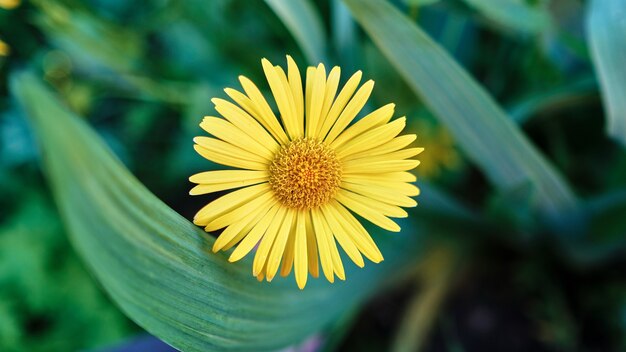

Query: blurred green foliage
[1,0,626,351]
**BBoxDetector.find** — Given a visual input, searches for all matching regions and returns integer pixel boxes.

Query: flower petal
[316,66,341,136]
[343,134,417,161]
[212,201,275,252]
[335,190,401,232]
[310,208,334,283]
[321,204,365,268]
[189,170,268,184]
[294,211,308,289]
[265,208,296,281]
[316,71,363,140]
[341,182,417,207]
[344,159,420,174]
[335,117,406,159]
[238,75,290,144]
[229,204,281,262]
[189,179,267,195]
[193,183,270,226]
[330,103,395,150]
[287,55,305,137]
[324,80,375,144]
[211,98,279,152]
[262,58,300,140]
[200,117,274,160]
[193,140,267,170]
[306,63,327,138]
[253,206,288,276]
[205,191,276,232]
[329,201,383,263]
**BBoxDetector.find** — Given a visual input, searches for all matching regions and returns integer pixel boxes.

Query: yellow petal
[265,209,296,281]
[306,63,326,138]
[193,141,267,170]
[279,229,295,277]
[194,136,264,162]
[238,75,290,144]
[294,211,308,289]
[320,204,365,268]
[205,191,275,232]
[189,179,267,195]
[212,200,275,252]
[261,58,299,140]
[224,87,288,144]
[343,159,421,174]
[335,190,401,232]
[189,170,268,184]
[304,212,319,278]
[324,80,374,144]
[344,134,416,161]
[335,117,405,159]
[330,103,395,150]
[310,208,334,283]
[348,148,423,164]
[211,98,279,152]
[316,66,341,137]
[253,206,287,276]
[342,177,420,196]
[287,55,304,137]
[330,201,383,263]
[229,204,281,262]
[338,189,408,218]
[321,213,346,280]
[341,182,417,207]
[193,183,269,226]
[305,66,316,127]
[317,71,363,140]
[343,171,417,183]
[200,117,274,160]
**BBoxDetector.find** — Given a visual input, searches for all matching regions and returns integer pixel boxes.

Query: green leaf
[403,0,440,6]
[11,72,423,351]
[461,0,551,34]
[264,0,327,64]
[507,75,597,124]
[342,0,579,221]
[587,0,626,147]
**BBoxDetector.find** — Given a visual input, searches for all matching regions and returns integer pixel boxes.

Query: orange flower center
[269,138,342,210]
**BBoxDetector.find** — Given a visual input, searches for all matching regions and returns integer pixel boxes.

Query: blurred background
[1,0,626,351]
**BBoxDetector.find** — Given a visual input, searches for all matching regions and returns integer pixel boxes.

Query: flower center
[269,138,342,210]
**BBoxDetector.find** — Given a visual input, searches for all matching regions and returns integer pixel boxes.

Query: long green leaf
[264,0,327,64]
[343,0,578,221]
[461,0,551,34]
[11,72,423,351]
[587,0,626,147]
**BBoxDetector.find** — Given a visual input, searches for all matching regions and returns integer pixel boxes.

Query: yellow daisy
[190,55,422,289]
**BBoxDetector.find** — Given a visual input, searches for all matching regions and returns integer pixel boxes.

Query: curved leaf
[11,72,422,351]
[587,0,626,147]
[342,0,579,221]
[461,0,551,35]
[264,0,327,64]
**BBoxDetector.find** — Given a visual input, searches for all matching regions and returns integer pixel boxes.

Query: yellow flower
[0,0,20,10]
[190,56,422,289]
[0,38,9,56]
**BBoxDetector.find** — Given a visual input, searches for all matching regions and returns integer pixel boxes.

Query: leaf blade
[587,0,626,147]
[264,0,327,64]
[461,0,551,34]
[342,0,578,219]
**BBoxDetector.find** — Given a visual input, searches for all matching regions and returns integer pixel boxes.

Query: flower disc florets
[269,138,342,210]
